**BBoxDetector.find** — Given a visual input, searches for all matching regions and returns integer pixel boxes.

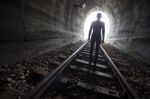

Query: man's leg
[89,39,95,67]
[93,40,101,71]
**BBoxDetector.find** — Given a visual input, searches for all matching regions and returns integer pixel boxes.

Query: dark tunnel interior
[0,0,150,65]
[0,0,150,99]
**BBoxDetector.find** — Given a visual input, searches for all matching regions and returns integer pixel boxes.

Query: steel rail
[100,45,140,99]
[23,41,89,99]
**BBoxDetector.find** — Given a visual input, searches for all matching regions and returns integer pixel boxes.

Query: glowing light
[84,11,110,41]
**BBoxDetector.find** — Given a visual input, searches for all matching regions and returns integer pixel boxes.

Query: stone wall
[107,0,150,63]
[0,0,83,65]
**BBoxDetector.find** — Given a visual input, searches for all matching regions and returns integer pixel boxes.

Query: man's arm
[88,23,93,40]
[102,22,105,43]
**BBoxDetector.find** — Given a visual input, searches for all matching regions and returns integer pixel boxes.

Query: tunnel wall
[0,0,83,65]
[107,0,150,63]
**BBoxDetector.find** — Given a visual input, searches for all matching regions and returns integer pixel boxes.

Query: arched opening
[84,11,110,42]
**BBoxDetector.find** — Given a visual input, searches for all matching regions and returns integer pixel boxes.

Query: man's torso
[91,21,104,40]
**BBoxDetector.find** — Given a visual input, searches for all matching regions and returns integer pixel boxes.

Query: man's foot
[93,63,96,72]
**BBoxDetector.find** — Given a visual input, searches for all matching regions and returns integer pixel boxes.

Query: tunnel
[0,0,150,99]
[0,0,150,65]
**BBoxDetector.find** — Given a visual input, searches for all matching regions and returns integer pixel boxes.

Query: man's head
[97,13,102,20]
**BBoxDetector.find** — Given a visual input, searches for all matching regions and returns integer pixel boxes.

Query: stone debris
[0,41,84,99]
[2,41,149,99]
[0,88,23,99]
[103,44,150,99]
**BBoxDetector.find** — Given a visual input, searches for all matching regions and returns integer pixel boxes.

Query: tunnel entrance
[84,11,110,41]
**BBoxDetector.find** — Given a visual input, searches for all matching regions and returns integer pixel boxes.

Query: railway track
[23,41,140,99]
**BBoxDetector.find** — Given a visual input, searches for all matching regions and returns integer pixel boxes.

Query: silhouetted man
[88,13,105,72]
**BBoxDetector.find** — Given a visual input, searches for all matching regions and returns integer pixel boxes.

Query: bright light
[84,11,110,41]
